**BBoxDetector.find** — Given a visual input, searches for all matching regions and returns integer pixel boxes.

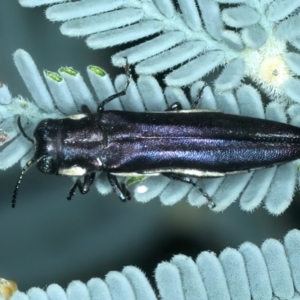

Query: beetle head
[12,118,60,207]
[33,119,59,175]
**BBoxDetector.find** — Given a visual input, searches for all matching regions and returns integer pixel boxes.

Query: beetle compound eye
[37,157,56,174]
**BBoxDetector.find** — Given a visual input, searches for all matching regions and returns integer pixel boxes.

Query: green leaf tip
[88,65,106,77]
[126,176,147,187]
[44,70,62,82]
[59,67,78,76]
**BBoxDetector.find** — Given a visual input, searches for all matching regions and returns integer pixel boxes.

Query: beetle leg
[67,173,96,200]
[17,116,34,144]
[165,84,206,111]
[191,84,206,109]
[165,102,182,111]
[97,58,131,113]
[161,173,216,209]
[107,173,131,202]
[97,90,127,113]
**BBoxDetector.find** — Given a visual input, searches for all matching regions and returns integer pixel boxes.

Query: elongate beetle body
[12,64,300,208]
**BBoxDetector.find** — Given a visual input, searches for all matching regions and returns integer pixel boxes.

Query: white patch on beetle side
[170,109,221,113]
[112,169,226,177]
[59,166,87,176]
[147,109,221,114]
[112,168,262,178]
[96,157,102,166]
[168,168,258,177]
[163,169,226,177]
[111,172,161,177]
[67,114,87,120]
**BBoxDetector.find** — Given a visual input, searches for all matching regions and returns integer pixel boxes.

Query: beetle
[12,63,300,208]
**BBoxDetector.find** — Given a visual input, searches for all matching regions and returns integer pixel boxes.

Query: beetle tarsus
[67,173,95,200]
[162,173,215,209]
[107,173,131,202]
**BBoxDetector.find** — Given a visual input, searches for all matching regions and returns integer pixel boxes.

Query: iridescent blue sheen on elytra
[34,110,300,175]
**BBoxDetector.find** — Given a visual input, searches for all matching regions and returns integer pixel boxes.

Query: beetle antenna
[12,157,36,208]
[17,116,34,144]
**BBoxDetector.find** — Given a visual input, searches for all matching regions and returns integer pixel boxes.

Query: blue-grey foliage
[1,0,300,299]
[6,229,300,299]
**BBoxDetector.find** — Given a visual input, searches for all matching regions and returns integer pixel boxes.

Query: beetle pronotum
[12,62,300,208]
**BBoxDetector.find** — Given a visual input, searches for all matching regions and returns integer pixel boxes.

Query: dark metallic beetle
[12,64,300,208]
